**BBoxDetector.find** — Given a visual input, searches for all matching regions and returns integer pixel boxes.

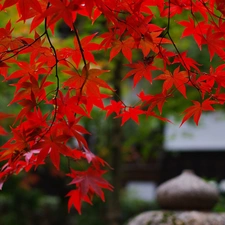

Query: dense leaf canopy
[0,0,225,213]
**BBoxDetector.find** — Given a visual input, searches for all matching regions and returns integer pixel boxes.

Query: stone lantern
[157,170,219,210]
[127,170,225,225]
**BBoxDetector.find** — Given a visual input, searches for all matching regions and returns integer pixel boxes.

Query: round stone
[156,170,219,210]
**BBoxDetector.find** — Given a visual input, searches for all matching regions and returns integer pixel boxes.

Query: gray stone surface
[126,211,225,225]
[157,170,219,210]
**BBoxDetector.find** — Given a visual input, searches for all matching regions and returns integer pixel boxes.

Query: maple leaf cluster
[0,0,225,213]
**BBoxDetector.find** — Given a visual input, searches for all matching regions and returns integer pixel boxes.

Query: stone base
[126,210,225,225]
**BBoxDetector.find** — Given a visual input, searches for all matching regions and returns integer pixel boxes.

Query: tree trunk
[106,57,123,225]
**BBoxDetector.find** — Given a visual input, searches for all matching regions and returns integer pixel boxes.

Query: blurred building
[162,111,225,182]
[124,111,225,201]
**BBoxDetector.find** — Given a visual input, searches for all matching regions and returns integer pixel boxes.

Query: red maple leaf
[178,18,209,50]
[63,63,112,97]
[173,51,201,72]
[33,128,72,169]
[146,111,172,123]
[40,0,79,29]
[66,189,92,214]
[123,60,158,87]
[180,99,215,126]
[209,65,225,90]
[67,167,113,213]
[104,100,125,117]
[100,30,115,50]
[138,91,170,114]
[72,33,99,67]
[116,106,145,125]
[83,149,110,168]
[139,32,170,56]
[109,37,135,62]
[0,112,14,120]
[216,0,225,16]
[0,126,7,135]
[161,0,191,17]
[202,26,225,61]
[56,117,90,149]
[155,67,188,98]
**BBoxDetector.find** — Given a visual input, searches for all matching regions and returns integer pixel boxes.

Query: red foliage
[0,0,225,213]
